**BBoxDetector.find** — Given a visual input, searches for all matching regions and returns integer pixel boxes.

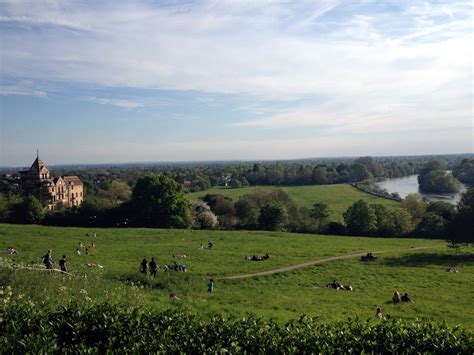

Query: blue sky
[1,0,472,166]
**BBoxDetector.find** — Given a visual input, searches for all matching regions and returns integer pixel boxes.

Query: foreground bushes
[1,303,472,353]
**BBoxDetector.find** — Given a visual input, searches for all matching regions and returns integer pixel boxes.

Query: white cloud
[85,96,143,109]
[0,80,47,97]
[0,0,472,157]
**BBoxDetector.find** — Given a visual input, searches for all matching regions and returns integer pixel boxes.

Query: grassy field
[187,184,399,221]
[1,224,473,330]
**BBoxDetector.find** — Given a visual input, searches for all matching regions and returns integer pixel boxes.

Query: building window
[71,185,74,190]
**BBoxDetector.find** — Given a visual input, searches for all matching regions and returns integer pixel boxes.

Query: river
[374,174,470,204]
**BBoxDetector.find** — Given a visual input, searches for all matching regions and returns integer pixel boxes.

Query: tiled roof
[63,176,83,185]
[29,157,46,172]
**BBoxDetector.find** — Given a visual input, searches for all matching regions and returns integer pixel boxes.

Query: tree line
[1,173,472,246]
[29,154,469,195]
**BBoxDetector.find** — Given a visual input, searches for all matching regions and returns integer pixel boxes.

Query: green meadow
[187,184,399,221]
[1,223,473,331]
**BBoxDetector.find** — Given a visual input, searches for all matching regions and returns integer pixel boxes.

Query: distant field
[1,224,473,330]
[187,184,399,221]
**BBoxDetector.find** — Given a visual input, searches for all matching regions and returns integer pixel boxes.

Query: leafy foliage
[12,196,45,224]
[258,203,288,231]
[453,158,474,184]
[418,160,461,193]
[449,188,474,245]
[343,200,376,235]
[1,302,472,353]
[129,174,190,228]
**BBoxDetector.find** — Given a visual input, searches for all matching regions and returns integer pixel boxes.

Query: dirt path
[219,246,443,280]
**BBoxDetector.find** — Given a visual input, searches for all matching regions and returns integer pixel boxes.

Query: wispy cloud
[86,97,143,109]
[0,80,47,97]
[0,0,472,163]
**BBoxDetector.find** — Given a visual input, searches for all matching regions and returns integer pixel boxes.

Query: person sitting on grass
[173,262,179,272]
[392,290,401,304]
[140,258,147,275]
[401,292,412,302]
[59,255,68,273]
[375,307,384,320]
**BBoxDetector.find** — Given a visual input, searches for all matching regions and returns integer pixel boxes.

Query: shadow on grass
[382,252,474,267]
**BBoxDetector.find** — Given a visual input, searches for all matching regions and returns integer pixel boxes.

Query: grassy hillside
[1,224,473,330]
[187,184,399,221]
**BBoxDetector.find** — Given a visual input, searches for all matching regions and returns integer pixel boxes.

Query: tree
[419,160,447,176]
[418,170,460,193]
[258,203,288,231]
[349,163,372,182]
[101,180,132,206]
[401,194,426,223]
[416,213,446,238]
[310,202,331,231]
[0,192,22,223]
[240,176,250,187]
[372,204,392,236]
[203,194,235,228]
[242,188,273,209]
[448,188,474,245]
[192,200,218,229]
[235,199,259,227]
[312,166,328,184]
[13,196,45,224]
[427,201,456,222]
[453,158,474,184]
[230,178,242,188]
[389,208,414,236]
[130,174,190,228]
[355,156,385,177]
[343,200,376,235]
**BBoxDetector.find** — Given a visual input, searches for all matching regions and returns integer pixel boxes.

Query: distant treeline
[42,154,471,194]
[1,171,473,246]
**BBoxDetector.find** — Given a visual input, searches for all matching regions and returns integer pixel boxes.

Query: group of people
[76,242,95,256]
[42,249,68,273]
[197,240,214,250]
[246,253,270,261]
[5,246,18,256]
[392,290,412,304]
[360,252,377,262]
[140,258,188,277]
[327,280,353,291]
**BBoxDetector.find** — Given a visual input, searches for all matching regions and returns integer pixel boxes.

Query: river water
[374,174,470,204]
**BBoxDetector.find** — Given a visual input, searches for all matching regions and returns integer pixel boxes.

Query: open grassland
[187,184,399,221]
[1,224,473,331]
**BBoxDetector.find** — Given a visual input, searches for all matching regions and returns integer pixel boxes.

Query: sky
[0,0,473,166]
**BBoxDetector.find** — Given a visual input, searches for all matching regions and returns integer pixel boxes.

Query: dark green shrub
[1,302,472,353]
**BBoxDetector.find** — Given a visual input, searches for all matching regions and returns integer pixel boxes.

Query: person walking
[149,257,157,278]
[207,278,215,293]
[140,258,148,275]
[42,249,54,269]
[59,255,68,273]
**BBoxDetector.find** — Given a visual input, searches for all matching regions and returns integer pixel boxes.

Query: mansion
[20,155,84,210]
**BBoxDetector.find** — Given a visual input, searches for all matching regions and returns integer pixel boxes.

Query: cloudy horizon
[1,0,473,166]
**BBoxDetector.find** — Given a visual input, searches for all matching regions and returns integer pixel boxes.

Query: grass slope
[1,224,473,330]
[187,184,399,221]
